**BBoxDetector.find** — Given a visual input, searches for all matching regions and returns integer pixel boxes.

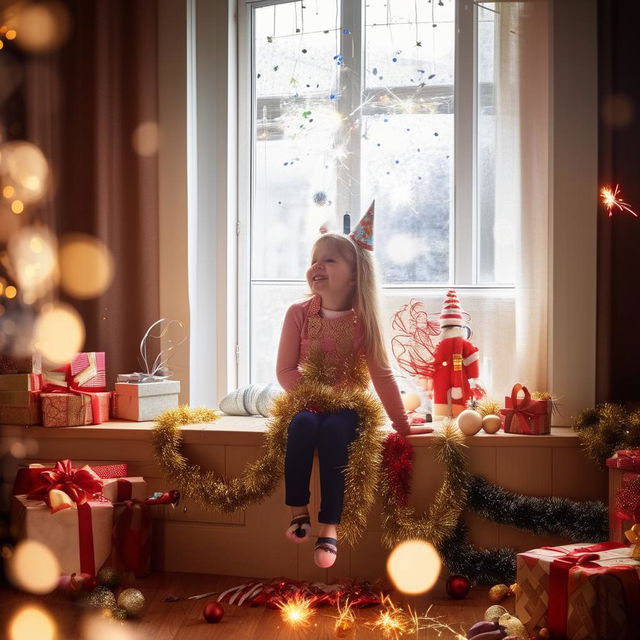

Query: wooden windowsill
[0,416,580,448]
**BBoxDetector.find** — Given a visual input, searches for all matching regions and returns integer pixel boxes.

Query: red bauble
[446,574,471,599]
[203,601,224,623]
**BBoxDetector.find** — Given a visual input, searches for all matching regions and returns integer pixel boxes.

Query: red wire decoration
[390,299,440,380]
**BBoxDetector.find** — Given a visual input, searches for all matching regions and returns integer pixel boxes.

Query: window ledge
[0,416,580,448]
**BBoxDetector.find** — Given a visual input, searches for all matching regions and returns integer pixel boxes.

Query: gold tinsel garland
[152,352,385,546]
[378,419,470,550]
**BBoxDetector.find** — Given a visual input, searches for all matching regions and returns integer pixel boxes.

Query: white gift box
[10,495,113,575]
[114,380,180,421]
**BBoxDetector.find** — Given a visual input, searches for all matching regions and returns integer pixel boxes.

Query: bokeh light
[8,606,57,640]
[6,1,71,53]
[0,141,49,204]
[131,121,160,157]
[386,232,419,265]
[80,611,136,640]
[33,302,85,365]
[7,540,60,595]
[8,226,58,300]
[386,539,442,594]
[58,233,114,299]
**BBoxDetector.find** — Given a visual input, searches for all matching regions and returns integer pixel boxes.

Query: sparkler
[600,184,638,217]
[367,596,415,638]
[275,592,317,628]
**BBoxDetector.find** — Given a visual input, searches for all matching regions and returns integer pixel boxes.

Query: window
[239,0,516,394]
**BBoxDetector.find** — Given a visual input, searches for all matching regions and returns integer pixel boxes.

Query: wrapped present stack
[515,542,640,640]
[607,449,640,544]
[500,383,552,435]
[41,352,112,427]
[0,372,42,425]
[113,319,184,421]
[10,459,179,578]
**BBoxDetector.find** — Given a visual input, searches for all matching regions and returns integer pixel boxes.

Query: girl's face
[307,240,356,300]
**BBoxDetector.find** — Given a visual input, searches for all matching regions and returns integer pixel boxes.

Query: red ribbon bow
[27,459,104,509]
[500,383,539,434]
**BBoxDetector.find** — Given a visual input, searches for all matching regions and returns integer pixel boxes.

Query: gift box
[0,373,42,391]
[607,449,640,472]
[0,352,41,374]
[40,391,111,427]
[607,451,640,544]
[114,380,180,421]
[500,383,551,435]
[43,352,106,393]
[516,542,640,640]
[0,390,41,425]
[10,495,113,575]
[112,501,152,577]
[102,476,147,503]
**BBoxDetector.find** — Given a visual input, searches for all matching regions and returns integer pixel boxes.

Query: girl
[276,203,430,569]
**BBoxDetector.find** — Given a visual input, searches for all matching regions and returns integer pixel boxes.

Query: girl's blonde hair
[310,233,390,368]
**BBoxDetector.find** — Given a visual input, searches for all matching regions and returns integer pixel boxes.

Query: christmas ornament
[457,409,483,435]
[509,583,522,597]
[484,605,509,622]
[401,391,421,413]
[537,628,552,639]
[498,613,527,638]
[466,620,504,638]
[488,583,510,603]
[111,606,128,621]
[84,586,117,610]
[203,601,224,623]
[312,191,328,206]
[83,575,99,591]
[97,566,122,590]
[117,588,145,617]
[445,574,471,599]
[482,415,502,434]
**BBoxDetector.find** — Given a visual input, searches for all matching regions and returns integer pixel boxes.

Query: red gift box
[607,449,640,472]
[43,352,106,393]
[40,391,111,426]
[500,383,551,434]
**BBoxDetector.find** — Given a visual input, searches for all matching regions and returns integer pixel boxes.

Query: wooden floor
[0,572,511,639]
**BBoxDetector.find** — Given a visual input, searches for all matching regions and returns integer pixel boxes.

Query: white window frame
[169,0,597,418]
[237,0,510,386]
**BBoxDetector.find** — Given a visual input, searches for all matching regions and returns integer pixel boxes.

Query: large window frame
[237,0,510,385]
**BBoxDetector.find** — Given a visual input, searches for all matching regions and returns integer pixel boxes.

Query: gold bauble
[84,586,117,609]
[111,606,128,621]
[335,619,354,637]
[488,583,510,603]
[117,588,146,617]
[457,409,483,435]
[482,414,502,434]
[509,582,522,597]
[97,566,122,590]
[498,613,527,639]
[484,604,508,622]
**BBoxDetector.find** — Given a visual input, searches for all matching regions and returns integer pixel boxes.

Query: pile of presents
[515,449,640,640]
[0,351,180,427]
[10,458,179,577]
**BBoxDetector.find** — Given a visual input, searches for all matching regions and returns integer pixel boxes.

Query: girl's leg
[284,410,321,542]
[314,409,359,566]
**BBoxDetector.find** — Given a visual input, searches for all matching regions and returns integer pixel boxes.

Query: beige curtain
[24,0,160,386]
[495,0,550,390]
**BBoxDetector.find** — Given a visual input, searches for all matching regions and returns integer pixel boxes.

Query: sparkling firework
[275,592,316,628]
[600,184,638,217]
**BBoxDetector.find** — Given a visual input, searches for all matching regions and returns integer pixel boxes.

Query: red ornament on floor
[446,574,471,599]
[203,601,224,623]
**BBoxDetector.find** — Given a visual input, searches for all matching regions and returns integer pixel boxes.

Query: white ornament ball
[482,414,502,434]
[456,409,483,435]
[402,392,421,413]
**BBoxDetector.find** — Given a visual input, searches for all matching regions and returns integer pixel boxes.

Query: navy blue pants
[284,409,359,524]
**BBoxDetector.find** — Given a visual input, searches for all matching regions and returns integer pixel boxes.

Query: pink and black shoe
[285,514,311,543]
[313,537,337,568]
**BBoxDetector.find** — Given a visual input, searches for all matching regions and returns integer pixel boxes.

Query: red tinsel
[214,578,385,608]
[390,299,440,380]
[616,475,640,522]
[382,432,414,507]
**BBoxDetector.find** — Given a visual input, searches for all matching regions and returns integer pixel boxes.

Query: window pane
[363,0,455,284]
[253,2,341,280]
[477,4,515,284]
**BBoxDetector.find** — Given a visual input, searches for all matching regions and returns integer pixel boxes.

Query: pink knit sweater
[276,297,410,433]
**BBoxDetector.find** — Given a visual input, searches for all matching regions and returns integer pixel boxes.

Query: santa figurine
[431,290,484,419]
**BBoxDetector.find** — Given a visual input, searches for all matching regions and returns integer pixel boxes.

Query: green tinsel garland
[572,402,640,467]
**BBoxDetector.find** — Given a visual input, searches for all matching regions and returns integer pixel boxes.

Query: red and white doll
[431,290,483,418]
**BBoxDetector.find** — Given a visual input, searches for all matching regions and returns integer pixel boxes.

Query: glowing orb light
[9,1,72,53]
[8,606,57,640]
[0,141,49,204]
[33,302,85,365]
[7,540,60,595]
[386,539,442,594]
[58,233,114,299]
[8,226,58,299]
[131,121,160,157]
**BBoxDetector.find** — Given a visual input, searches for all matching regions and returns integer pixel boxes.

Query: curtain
[494,0,550,391]
[24,0,160,386]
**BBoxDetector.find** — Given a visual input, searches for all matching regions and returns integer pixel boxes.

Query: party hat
[349,200,375,251]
